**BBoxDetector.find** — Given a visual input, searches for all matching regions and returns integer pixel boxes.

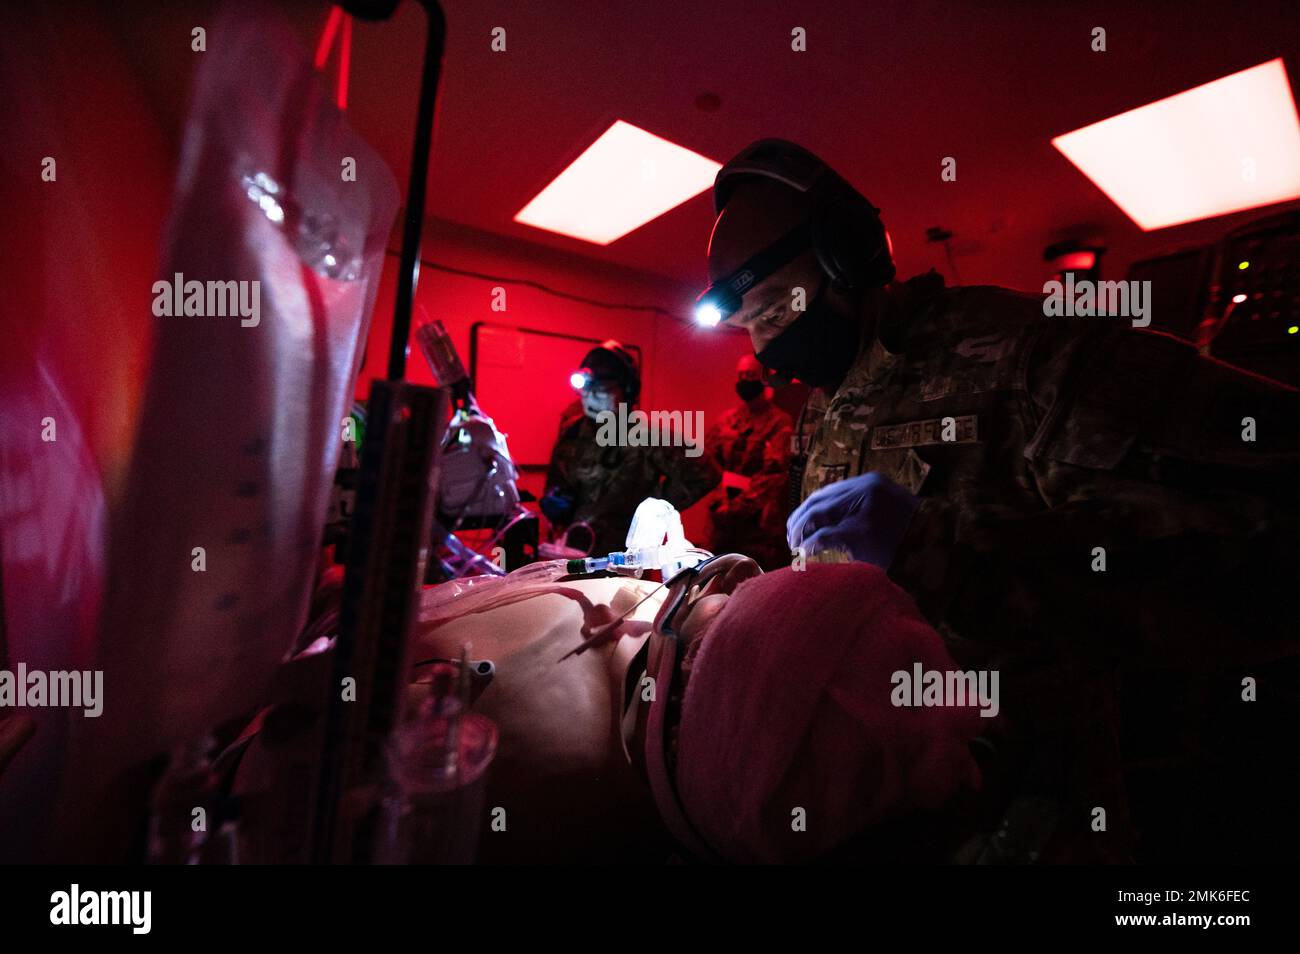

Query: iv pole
[313,0,450,863]
[341,0,447,381]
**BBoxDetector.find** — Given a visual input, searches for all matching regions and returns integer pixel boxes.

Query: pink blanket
[676,563,983,863]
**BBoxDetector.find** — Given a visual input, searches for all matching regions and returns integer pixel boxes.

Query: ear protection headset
[712,139,896,292]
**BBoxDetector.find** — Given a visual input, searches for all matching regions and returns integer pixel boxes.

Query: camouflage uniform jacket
[546,408,721,557]
[705,399,792,567]
[802,270,1300,861]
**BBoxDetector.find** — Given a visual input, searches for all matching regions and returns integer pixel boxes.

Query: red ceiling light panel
[514,120,722,245]
[1052,58,1300,231]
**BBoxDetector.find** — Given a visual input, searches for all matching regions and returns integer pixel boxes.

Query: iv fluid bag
[77,7,398,778]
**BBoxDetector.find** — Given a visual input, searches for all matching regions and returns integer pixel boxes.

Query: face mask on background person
[581,383,619,419]
[735,379,765,402]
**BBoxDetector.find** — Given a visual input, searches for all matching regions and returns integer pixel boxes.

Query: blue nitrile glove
[539,490,575,525]
[786,472,921,568]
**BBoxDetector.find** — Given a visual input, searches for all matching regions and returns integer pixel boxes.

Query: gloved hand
[539,490,575,525]
[786,472,920,568]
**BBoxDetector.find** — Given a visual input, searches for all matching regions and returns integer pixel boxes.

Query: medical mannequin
[414,574,673,863]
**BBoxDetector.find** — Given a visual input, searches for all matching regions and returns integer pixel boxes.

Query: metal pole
[386,0,446,381]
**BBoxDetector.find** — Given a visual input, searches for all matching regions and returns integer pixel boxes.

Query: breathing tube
[564,499,710,579]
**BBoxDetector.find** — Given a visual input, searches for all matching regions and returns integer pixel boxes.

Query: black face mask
[755,276,858,389]
[735,379,765,402]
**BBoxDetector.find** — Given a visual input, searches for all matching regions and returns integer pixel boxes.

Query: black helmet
[711,139,895,291]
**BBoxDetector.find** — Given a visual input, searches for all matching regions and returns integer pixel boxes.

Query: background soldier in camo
[542,341,720,557]
[701,139,1300,863]
[704,355,793,569]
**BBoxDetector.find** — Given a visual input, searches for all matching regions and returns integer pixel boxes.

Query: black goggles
[696,220,815,327]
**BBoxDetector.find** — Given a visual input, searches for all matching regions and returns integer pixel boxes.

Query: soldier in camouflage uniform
[699,139,1300,863]
[705,355,793,569]
[542,341,720,557]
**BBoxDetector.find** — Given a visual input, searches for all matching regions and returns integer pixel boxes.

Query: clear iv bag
[71,6,399,782]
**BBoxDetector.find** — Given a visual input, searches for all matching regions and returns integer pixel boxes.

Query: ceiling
[114,0,1300,292]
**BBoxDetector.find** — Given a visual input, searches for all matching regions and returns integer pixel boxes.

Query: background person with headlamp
[542,340,720,558]
[696,138,1300,861]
